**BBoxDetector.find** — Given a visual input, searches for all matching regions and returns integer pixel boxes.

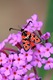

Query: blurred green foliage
[49,32,53,42]
[44,0,53,33]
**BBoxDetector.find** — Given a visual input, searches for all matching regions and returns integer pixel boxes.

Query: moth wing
[30,41,35,49]
[22,40,30,51]
[35,36,41,43]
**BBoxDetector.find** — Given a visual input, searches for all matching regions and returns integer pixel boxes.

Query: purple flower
[0,74,2,80]
[26,19,33,27]
[19,63,32,74]
[21,48,33,62]
[33,21,43,30]
[34,44,44,57]
[31,14,38,21]
[24,25,35,32]
[26,14,43,31]
[27,14,38,24]
[7,34,12,40]
[0,63,11,76]
[3,34,12,44]
[31,55,42,68]
[8,66,21,80]
[0,42,5,50]
[2,74,8,80]
[40,43,53,58]
[7,54,14,65]
[13,53,25,67]
[41,32,50,40]
[23,73,36,80]
[44,58,53,70]
[9,32,22,46]
[16,31,22,42]
[0,53,7,65]
[8,33,17,46]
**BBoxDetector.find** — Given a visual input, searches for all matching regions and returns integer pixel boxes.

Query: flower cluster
[0,14,53,80]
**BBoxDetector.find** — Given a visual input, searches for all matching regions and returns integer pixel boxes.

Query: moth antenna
[24,21,32,29]
[9,21,32,31]
[9,28,20,31]
[9,28,13,31]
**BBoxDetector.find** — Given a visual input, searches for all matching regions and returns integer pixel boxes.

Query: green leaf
[51,76,53,80]
[43,0,53,34]
[49,32,53,42]
[38,66,47,79]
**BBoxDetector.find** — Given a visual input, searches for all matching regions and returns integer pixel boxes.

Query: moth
[9,21,41,51]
